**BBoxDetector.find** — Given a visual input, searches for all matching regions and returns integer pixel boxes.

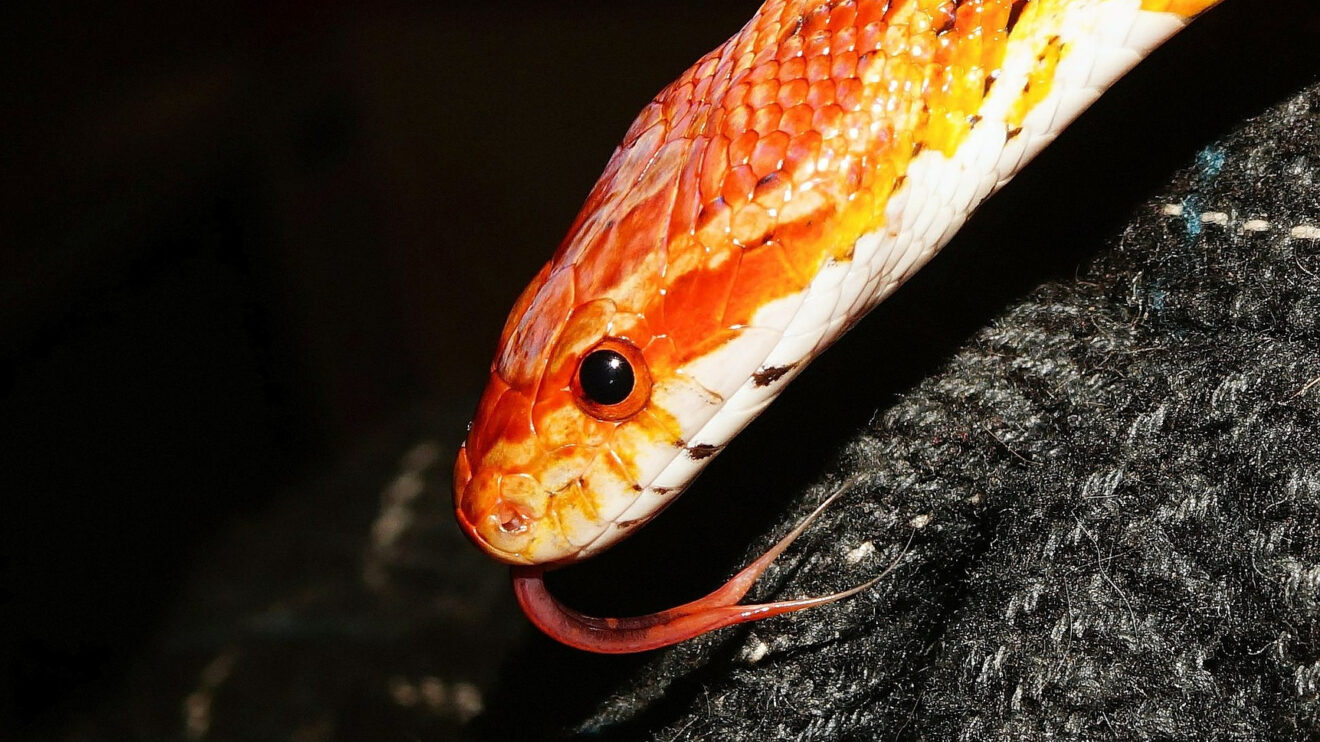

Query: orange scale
[544,299,616,381]
[746,79,780,109]
[811,104,844,138]
[705,106,726,138]
[722,240,807,328]
[858,20,885,55]
[828,51,860,82]
[746,58,779,84]
[716,67,739,96]
[622,105,665,147]
[806,77,837,108]
[799,5,828,35]
[914,35,940,64]
[497,267,576,388]
[783,130,822,179]
[752,173,791,212]
[458,466,499,527]
[856,53,883,87]
[977,1,1012,31]
[803,32,831,59]
[867,123,896,157]
[855,0,888,25]
[473,385,535,466]
[827,1,857,29]
[753,20,782,51]
[574,219,662,305]
[984,35,1010,68]
[837,77,866,112]
[932,32,954,59]
[812,138,839,169]
[751,40,780,70]
[777,54,806,83]
[805,53,832,83]
[839,155,865,193]
[730,201,774,247]
[924,60,952,93]
[668,99,696,133]
[712,55,740,89]
[868,158,900,202]
[776,34,804,62]
[945,36,979,68]
[750,130,790,178]
[722,164,760,210]
[693,54,720,82]
[833,23,859,55]
[692,74,715,105]
[749,103,784,135]
[668,140,707,244]
[638,332,679,382]
[684,109,711,140]
[663,81,694,117]
[727,129,759,167]
[698,135,731,203]
[495,261,551,350]
[670,62,695,88]
[531,397,609,452]
[777,77,809,109]
[765,0,791,25]
[606,311,656,352]
[723,104,753,138]
[695,198,733,248]
[881,25,912,57]
[774,217,831,282]
[780,103,815,138]
[907,7,935,34]
[661,249,742,352]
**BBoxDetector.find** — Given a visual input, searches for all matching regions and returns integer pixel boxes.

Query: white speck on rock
[742,637,771,663]
[846,541,875,564]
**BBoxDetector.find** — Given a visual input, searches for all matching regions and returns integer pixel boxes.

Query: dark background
[0,2,762,734]
[2,1,1314,739]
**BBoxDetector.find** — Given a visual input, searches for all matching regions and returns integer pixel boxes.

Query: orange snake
[453,0,1225,653]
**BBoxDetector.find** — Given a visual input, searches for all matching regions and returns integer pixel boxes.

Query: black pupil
[579,349,634,406]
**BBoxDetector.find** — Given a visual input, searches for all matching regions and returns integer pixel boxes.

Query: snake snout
[453,444,569,565]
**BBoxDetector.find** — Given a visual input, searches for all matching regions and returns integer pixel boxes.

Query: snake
[453,0,1225,653]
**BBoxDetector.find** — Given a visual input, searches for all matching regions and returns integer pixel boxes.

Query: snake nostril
[496,502,529,534]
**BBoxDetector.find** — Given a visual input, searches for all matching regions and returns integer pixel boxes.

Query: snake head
[451,13,893,565]
[453,246,694,566]
[450,78,804,566]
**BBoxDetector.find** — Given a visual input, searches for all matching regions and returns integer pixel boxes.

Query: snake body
[454,0,1224,651]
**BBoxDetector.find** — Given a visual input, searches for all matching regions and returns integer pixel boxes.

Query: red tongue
[510,484,909,654]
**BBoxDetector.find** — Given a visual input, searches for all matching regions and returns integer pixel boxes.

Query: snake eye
[572,338,651,421]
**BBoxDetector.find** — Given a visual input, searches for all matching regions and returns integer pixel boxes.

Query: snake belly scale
[453,0,1224,653]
